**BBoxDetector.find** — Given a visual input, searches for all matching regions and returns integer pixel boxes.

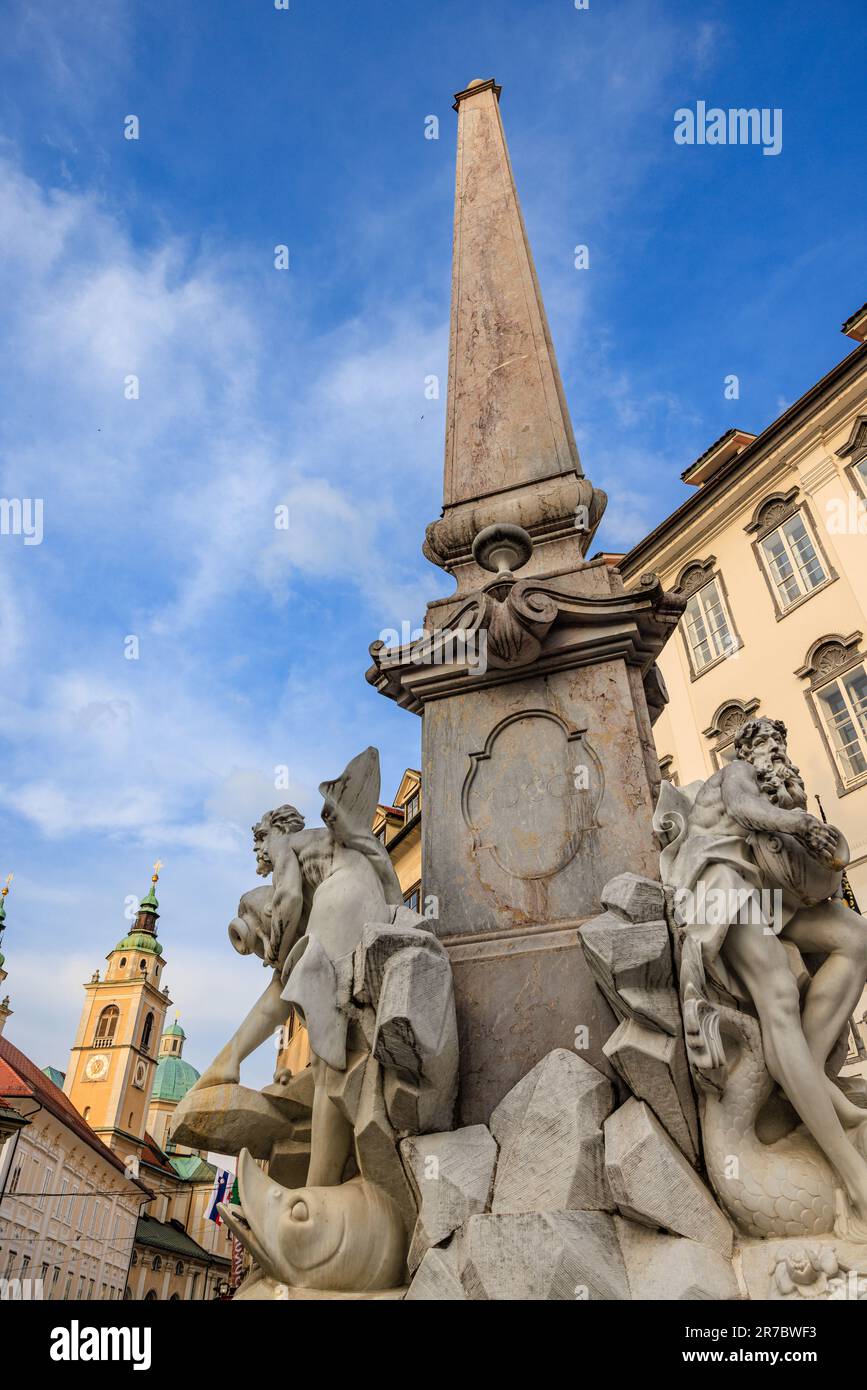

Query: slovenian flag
[207,1169,232,1224]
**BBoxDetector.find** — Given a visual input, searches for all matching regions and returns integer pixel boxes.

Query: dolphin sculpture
[220,1149,408,1293]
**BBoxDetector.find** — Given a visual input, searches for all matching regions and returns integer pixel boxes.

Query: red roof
[0,1055,34,1099]
[0,1035,150,1195]
[139,1131,177,1175]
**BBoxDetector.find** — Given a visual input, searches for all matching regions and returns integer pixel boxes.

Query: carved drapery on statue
[653,716,867,1247]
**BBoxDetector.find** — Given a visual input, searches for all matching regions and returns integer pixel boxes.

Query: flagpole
[816,795,866,1061]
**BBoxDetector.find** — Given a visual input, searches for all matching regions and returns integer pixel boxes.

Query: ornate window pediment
[795,632,863,687]
[658,754,678,787]
[702,698,761,765]
[744,487,800,538]
[836,415,867,466]
[674,556,716,598]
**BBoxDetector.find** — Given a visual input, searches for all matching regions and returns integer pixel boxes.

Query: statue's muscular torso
[689,764,750,838]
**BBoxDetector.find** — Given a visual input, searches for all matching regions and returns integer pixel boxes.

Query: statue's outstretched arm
[196,972,290,1089]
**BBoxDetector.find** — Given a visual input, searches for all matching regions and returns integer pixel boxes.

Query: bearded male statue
[654,716,867,1233]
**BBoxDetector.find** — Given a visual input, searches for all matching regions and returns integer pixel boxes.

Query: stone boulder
[605,1099,732,1258]
[404,1244,467,1301]
[490,1049,615,1214]
[580,913,681,1037]
[407,1211,629,1301]
[400,1125,498,1273]
[601,873,667,925]
[603,1017,698,1165]
[615,1218,739,1300]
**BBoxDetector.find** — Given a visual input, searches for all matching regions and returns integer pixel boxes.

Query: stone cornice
[367,573,684,714]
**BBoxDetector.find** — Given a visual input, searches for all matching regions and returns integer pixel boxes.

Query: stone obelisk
[368,79,683,1126]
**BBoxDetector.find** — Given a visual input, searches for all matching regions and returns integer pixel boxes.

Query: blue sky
[1,0,864,1088]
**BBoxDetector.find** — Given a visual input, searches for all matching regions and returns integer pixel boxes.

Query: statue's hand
[793,812,839,865]
[196,1064,240,1090]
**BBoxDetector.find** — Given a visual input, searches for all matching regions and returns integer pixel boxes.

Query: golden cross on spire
[1,873,13,898]
[152,859,163,884]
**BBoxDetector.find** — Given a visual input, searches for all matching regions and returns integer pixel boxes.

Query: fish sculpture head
[220,1149,407,1292]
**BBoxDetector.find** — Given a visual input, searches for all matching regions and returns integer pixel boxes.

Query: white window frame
[815,662,867,785]
[682,578,736,673]
[759,510,827,610]
[37,1165,53,1211]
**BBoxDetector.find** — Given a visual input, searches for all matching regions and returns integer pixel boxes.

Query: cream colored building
[0,1034,146,1300]
[620,302,867,1072]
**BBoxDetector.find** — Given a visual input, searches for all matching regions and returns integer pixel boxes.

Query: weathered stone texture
[603,1017,698,1164]
[406,1210,629,1301]
[615,1218,739,1301]
[605,1099,732,1257]
[400,1125,498,1272]
[580,912,681,1036]
[601,873,667,924]
[490,1049,615,1213]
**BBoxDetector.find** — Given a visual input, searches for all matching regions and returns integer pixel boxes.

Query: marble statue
[196,747,403,1186]
[654,716,867,1238]
[172,746,459,1297]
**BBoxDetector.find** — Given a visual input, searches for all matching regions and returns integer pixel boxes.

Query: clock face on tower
[133,1060,147,1090]
[84,1053,109,1082]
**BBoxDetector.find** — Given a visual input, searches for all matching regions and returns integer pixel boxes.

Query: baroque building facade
[0,1036,147,1300]
[619,302,867,1074]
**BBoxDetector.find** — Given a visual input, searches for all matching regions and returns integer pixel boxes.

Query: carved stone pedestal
[369,565,682,1125]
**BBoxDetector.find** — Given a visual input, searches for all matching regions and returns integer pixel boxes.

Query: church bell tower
[64,864,172,1164]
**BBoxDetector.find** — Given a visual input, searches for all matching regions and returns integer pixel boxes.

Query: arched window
[118,957,127,968]
[145,1289,158,1301]
[94,1005,119,1044]
[175,1261,184,1276]
[169,1292,181,1301]
[152,1256,162,1272]
[797,634,867,788]
[131,1252,138,1266]
[141,1012,154,1052]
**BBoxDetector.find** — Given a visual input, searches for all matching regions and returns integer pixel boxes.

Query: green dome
[151,1054,200,1103]
[138,886,159,916]
[163,1019,186,1039]
[114,931,163,955]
